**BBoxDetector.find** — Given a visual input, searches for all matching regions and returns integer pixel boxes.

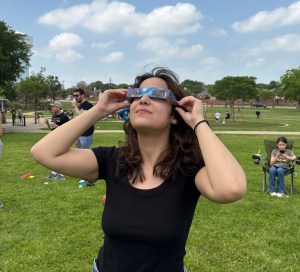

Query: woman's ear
[171,108,180,124]
[171,116,178,124]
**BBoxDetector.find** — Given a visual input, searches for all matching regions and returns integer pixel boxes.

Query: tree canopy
[209,76,257,102]
[180,79,207,97]
[0,21,32,89]
[281,67,300,108]
[16,68,48,111]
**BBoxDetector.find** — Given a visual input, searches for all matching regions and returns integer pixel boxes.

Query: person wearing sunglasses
[31,67,246,272]
[72,88,95,149]
[72,88,96,186]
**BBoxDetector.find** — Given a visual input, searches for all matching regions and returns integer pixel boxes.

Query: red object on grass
[20,173,31,178]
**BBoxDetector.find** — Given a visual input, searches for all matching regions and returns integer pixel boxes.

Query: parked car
[254,103,267,108]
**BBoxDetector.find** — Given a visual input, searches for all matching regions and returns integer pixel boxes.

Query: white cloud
[246,34,300,55]
[100,51,124,63]
[49,33,83,50]
[209,28,227,37]
[55,50,84,63]
[38,1,202,37]
[246,58,266,68]
[137,37,204,58]
[130,3,202,36]
[38,4,90,29]
[83,1,136,33]
[232,1,300,32]
[92,41,115,50]
[35,33,83,63]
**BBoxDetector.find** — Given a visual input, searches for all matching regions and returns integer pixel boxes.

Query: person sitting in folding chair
[268,136,296,197]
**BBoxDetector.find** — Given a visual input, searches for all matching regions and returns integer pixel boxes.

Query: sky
[1,0,300,88]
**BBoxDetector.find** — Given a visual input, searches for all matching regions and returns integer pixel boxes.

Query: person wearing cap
[45,101,70,180]
[46,101,69,130]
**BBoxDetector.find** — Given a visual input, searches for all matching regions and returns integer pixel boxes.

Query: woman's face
[129,77,177,132]
[277,141,287,150]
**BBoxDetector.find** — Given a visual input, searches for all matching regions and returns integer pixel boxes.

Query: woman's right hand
[95,89,129,117]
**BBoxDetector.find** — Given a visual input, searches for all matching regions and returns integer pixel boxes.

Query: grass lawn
[1,107,300,271]
[21,105,300,132]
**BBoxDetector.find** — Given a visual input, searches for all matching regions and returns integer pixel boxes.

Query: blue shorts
[76,135,93,149]
[92,259,99,272]
[91,259,187,272]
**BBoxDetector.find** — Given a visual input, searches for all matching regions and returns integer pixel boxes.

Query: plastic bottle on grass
[79,180,85,189]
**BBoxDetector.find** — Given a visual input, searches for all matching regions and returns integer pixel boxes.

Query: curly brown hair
[116,67,204,183]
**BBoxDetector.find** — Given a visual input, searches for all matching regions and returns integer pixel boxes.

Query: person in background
[31,67,247,272]
[268,136,296,197]
[222,111,231,124]
[71,88,96,186]
[255,110,261,119]
[225,111,230,120]
[214,111,220,123]
[17,107,23,125]
[45,101,70,180]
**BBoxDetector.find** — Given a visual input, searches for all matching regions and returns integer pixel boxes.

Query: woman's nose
[139,94,151,104]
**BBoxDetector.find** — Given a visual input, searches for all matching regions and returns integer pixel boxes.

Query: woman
[31,67,246,271]
[268,136,296,197]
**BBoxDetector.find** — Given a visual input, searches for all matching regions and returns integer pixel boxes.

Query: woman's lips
[136,109,151,114]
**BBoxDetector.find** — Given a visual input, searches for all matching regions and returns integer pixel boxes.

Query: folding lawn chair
[252,140,299,194]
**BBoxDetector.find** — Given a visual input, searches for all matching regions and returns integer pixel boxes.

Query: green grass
[20,105,300,132]
[1,108,300,271]
[205,106,300,132]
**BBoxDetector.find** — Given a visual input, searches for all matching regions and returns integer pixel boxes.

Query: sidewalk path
[2,118,124,133]
[3,117,300,135]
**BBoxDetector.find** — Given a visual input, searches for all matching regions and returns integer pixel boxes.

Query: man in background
[72,88,94,148]
[71,88,96,186]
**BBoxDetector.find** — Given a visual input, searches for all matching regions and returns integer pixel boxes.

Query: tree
[116,83,130,89]
[0,21,32,88]
[182,87,193,97]
[64,87,75,97]
[280,67,300,110]
[268,80,281,90]
[209,76,257,120]
[16,68,48,122]
[210,76,257,102]
[46,75,62,101]
[1,82,17,101]
[259,89,273,105]
[89,80,104,91]
[75,81,92,97]
[181,79,206,95]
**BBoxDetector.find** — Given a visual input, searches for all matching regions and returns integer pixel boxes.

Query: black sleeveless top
[92,146,201,272]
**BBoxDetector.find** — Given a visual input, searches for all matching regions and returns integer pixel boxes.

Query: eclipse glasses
[118,87,178,120]
[126,87,178,106]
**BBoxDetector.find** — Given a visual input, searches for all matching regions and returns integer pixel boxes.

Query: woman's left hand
[175,96,205,129]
